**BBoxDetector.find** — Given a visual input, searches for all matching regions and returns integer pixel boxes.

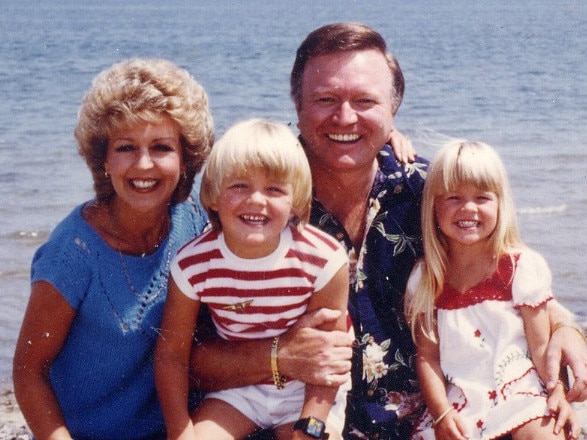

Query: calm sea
[1,0,585,382]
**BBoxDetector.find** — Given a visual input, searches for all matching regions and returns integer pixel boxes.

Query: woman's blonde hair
[200,118,312,231]
[405,139,523,342]
[75,58,214,204]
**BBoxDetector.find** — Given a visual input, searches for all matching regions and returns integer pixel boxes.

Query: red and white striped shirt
[171,224,348,341]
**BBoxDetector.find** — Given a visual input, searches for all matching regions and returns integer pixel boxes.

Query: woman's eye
[115,144,135,152]
[154,143,175,152]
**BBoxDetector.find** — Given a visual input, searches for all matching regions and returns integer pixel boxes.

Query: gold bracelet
[431,406,453,428]
[551,321,587,343]
[270,337,286,390]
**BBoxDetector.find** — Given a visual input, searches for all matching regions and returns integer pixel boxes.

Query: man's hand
[546,324,587,402]
[389,129,416,164]
[277,308,353,386]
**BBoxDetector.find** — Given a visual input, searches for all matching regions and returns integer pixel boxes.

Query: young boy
[155,118,350,440]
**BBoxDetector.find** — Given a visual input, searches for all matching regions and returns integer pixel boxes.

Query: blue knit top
[30,198,207,440]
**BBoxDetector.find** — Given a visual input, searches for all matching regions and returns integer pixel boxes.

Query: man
[191,22,587,440]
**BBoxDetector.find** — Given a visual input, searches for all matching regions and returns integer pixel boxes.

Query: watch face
[307,417,325,438]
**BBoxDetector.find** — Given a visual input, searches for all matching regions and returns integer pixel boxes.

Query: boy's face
[211,171,294,259]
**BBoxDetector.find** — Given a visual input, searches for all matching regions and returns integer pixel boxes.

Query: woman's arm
[155,278,201,440]
[415,324,468,440]
[12,281,76,440]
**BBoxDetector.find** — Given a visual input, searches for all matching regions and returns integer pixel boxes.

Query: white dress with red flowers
[410,249,554,440]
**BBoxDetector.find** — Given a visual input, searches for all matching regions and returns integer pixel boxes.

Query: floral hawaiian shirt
[309,144,429,440]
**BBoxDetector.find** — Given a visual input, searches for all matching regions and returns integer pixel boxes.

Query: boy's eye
[228,182,247,190]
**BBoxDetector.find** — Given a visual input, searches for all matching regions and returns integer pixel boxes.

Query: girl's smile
[435,183,498,250]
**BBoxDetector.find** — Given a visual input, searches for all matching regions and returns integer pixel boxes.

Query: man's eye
[316,97,336,103]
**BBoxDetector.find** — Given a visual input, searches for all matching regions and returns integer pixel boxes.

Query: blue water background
[0,0,585,382]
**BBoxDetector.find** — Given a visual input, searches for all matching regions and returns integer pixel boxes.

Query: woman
[13,58,213,440]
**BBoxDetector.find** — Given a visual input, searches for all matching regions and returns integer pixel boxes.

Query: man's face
[296,49,396,174]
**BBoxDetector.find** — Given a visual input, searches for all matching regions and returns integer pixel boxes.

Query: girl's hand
[433,410,469,440]
[547,383,580,439]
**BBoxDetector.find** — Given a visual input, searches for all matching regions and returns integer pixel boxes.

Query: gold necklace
[107,204,170,257]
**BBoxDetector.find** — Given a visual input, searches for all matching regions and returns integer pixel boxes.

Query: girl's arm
[293,264,349,440]
[415,323,468,440]
[155,278,201,440]
[12,281,76,440]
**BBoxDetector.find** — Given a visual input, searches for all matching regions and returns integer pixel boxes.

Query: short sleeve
[512,248,553,307]
[30,209,93,309]
[170,253,200,301]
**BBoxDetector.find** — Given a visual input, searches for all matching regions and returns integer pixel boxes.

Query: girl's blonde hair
[405,139,523,342]
[200,118,312,231]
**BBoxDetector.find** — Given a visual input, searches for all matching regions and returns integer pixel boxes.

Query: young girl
[404,140,578,440]
[155,118,350,440]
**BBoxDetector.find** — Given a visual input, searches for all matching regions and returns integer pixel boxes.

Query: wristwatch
[293,416,329,439]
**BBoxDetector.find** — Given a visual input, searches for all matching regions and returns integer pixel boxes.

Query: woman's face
[104,115,183,215]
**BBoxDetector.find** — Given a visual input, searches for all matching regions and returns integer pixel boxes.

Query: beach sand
[0,385,585,440]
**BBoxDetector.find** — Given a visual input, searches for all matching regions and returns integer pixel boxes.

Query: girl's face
[435,183,498,250]
[105,115,183,215]
[211,171,294,259]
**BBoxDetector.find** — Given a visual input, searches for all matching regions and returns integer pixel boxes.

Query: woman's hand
[277,308,353,387]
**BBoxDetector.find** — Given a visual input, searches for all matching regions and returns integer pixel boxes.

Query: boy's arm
[155,278,200,440]
[293,265,349,440]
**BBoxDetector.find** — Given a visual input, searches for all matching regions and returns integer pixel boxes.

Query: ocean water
[0,0,585,382]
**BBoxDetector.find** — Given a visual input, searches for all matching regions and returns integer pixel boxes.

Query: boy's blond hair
[200,118,312,231]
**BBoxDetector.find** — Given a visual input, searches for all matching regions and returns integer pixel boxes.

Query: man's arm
[545,300,587,402]
[189,308,353,392]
